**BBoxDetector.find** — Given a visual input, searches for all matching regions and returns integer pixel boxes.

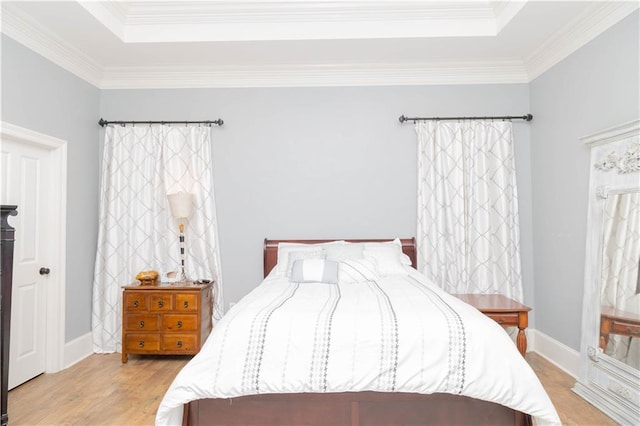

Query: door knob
[39,267,50,275]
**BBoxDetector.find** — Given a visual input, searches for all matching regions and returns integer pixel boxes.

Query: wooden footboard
[183,392,532,426]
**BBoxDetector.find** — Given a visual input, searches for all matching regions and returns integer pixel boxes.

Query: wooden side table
[453,294,531,357]
[599,306,640,351]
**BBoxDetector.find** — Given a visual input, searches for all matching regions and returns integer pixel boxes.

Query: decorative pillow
[274,241,343,275]
[290,259,339,284]
[285,250,325,277]
[339,258,379,283]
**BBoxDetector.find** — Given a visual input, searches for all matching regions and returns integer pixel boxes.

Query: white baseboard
[63,332,93,369]
[529,328,580,378]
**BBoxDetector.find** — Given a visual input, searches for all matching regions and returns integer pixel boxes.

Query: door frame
[1,121,67,374]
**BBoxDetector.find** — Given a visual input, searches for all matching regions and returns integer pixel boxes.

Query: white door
[0,138,51,389]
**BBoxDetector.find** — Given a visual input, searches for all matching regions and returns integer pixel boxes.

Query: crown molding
[1,4,102,88]
[76,1,128,41]
[100,60,529,89]
[81,1,502,42]
[106,1,498,24]
[525,2,639,81]
[493,0,528,33]
[2,1,635,89]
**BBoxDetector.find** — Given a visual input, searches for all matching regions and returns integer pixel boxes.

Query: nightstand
[121,282,213,363]
[599,306,640,351]
[453,294,531,357]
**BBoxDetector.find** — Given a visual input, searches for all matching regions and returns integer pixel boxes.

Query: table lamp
[167,192,194,282]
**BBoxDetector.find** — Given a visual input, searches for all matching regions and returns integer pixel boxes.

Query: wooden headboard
[263,238,417,278]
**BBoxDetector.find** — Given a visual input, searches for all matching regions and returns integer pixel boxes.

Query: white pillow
[290,259,339,284]
[325,244,364,262]
[339,258,379,283]
[363,246,411,264]
[364,251,408,276]
[363,239,411,276]
[361,238,400,252]
[339,239,406,258]
[275,241,343,276]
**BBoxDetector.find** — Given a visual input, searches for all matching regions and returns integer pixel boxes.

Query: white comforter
[156,269,560,425]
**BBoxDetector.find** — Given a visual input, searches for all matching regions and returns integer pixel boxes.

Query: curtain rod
[98,118,224,127]
[398,114,533,123]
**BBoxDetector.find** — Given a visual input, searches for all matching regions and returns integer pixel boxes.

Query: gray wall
[1,35,100,342]
[101,85,535,310]
[530,11,639,350]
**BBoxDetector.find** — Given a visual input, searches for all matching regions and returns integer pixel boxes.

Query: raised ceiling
[1,1,638,88]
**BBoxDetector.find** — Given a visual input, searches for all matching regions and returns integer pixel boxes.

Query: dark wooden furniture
[185,391,531,426]
[453,294,531,357]
[121,282,213,363]
[599,306,640,351]
[180,238,532,426]
[0,205,17,426]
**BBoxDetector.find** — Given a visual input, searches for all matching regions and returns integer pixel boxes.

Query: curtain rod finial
[98,118,107,127]
[399,115,407,123]
[525,114,533,121]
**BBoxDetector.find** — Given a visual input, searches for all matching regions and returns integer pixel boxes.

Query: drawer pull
[177,320,183,328]
[183,301,189,308]
[627,327,640,335]
[139,340,145,348]
[139,320,145,328]
[497,318,504,324]
[177,341,183,348]
[158,300,164,308]
[133,300,139,308]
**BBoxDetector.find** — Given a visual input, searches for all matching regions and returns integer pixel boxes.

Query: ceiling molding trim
[122,20,497,43]
[525,2,639,81]
[77,1,128,41]
[5,1,633,90]
[493,0,528,33]
[1,4,103,87]
[123,1,496,22]
[100,61,529,89]
[86,1,501,42]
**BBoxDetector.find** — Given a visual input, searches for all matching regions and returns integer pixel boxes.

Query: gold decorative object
[136,270,159,286]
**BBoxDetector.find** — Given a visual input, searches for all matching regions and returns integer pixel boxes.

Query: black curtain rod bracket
[398,114,533,123]
[98,118,224,127]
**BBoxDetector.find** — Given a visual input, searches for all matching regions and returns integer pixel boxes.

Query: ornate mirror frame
[573,119,640,424]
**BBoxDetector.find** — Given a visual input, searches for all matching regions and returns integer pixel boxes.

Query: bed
[156,238,560,426]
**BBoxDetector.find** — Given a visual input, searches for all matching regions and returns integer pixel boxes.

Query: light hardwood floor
[8,352,615,425]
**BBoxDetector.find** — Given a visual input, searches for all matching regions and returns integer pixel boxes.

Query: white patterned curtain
[601,192,640,367]
[92,125,224,353]
[415,120,523,300]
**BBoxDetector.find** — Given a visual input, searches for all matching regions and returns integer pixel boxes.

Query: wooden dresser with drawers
[121,282,213,363]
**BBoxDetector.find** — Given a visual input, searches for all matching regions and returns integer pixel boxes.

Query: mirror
[574,120,640,425]
[599,191,640,370]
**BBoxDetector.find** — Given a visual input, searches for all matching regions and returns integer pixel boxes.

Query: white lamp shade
[167,192,194,219]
